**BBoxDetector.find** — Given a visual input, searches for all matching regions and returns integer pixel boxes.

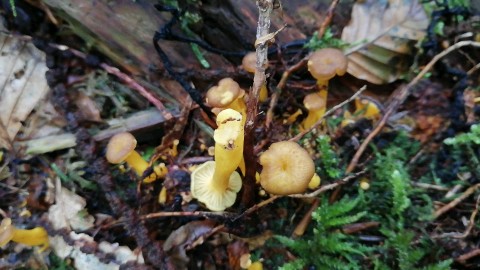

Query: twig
[288,169,367,198]
[242,0,275,208]
[50,44,173,120]
[290,85,367,142]
[433,183,480,219]
[456,248,480,264]
[317,0,340,39]
[411,182,449,191]
[292,198,320,237]
[432,194,480,239]
[140,211,236,220]
[265,57,308,128]
[345,41,480,174]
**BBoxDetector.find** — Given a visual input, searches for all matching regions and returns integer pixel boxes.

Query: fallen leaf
[0,29,50,149]
[342,0,429,84]
[47,179,95,231]
[50,232,144,270]
[163,220,216,268]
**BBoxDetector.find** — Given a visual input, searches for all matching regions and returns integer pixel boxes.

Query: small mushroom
[308,48,348,87]
[259,141,315,195]
[190,109,244,211]
[190,161,242,211]
[206,78,247,123]
[354,97,381,119]
[106,132,166,183]
[0,218,49,252]
[242,52,268,102]
[301,92,327,130]
[106,132,149,176]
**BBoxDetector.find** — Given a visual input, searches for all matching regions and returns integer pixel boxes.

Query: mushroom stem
[124,150,149,176]
[211,132,244,193]
[1,219,49,251]
[259,84,268,102]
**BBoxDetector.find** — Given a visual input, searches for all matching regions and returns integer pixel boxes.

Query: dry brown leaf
[48,178,95,231]
[0,32,50,149]
[163,220,216,268]
[342,0,429,84]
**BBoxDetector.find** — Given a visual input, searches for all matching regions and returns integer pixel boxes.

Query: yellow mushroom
[354,97,381,119]
[190,109,244,211]
[308,48,348,87]
[106,132,166,183]
[259,141,315,195]
[0,218,49,252]
[301,92,327,130]
[206,78,247,124]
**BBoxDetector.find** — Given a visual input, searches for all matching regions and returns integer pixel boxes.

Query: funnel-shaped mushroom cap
[106,132,137,164]
[303,92,326,111]
[308,48,348,81]
[190,161,242,211]
[206,78,245,108]
[242,52,257,73]
[214,109,243,149]
[259,141,315,195]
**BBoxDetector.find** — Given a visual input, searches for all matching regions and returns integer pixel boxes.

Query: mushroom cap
[259,141,315,195]
[308,48,348,81]
[0,218,14,247]
[106,132,137,164]
[242,52,257,73]
[303,92,326,111]
[206,78,245,108]
[190,161,242,211]
[214,108,243,149]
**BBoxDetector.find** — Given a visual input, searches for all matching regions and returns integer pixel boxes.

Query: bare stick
[317,0,340,39]
[289,169,367,198]
[242,0,275,208]
[345,41,480,174]
[434,183,480,219]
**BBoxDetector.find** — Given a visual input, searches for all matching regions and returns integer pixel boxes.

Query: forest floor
[1,0,480,269]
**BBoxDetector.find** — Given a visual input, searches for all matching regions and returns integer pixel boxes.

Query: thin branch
[433,183,480,219]
[242,0,275,208]
[290,85,367,142]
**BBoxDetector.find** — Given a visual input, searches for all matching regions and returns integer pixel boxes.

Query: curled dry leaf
[342,0,429,84]
[48,179,95,231]
[163,220,216,268]
[0,31,50,149]
[50,232,144,270]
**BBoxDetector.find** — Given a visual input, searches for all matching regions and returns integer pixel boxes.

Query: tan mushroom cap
[106,132,137,164]
[206,78,245,108]
[190,161,242,211]
[259,141,315,195]
[308,48,348,81]
[242,52,257,73]
[303,92,326,111]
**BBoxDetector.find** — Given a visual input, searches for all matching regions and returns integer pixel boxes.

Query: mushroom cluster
[206,78,247,125]
[190,109,244,211]
[302,48,348,130]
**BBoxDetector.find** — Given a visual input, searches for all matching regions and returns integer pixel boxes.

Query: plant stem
[242,0,275,208]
